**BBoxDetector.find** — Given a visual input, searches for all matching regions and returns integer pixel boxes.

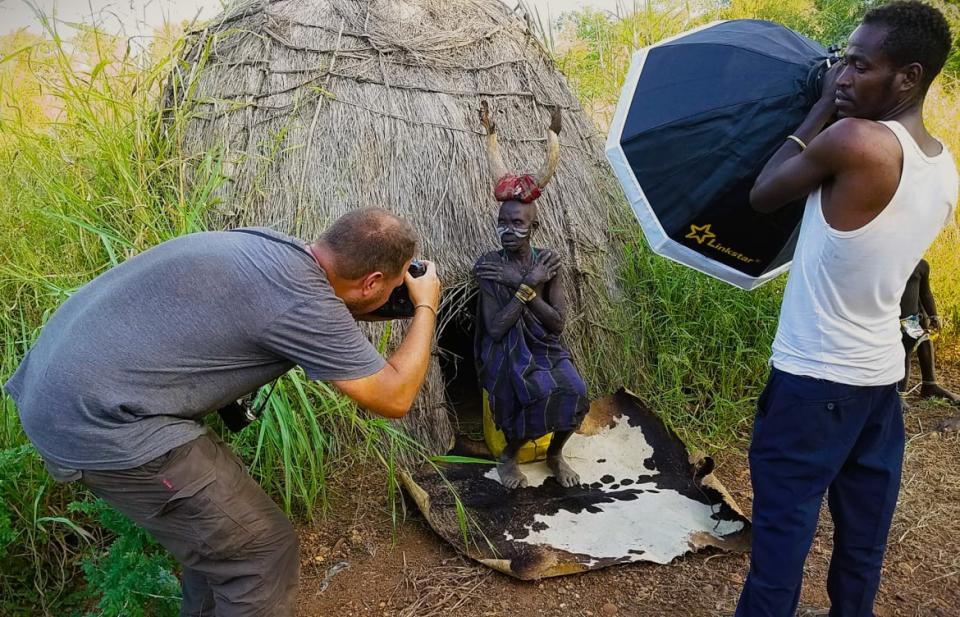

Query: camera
[370,259,427,319]
[218,399,260,433]
[217,380,280,433]
[807,44,844,100]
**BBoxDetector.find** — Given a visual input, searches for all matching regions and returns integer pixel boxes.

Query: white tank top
[771,120,958,386]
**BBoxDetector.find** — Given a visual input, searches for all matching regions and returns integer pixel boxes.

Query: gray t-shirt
[4,228,385,480]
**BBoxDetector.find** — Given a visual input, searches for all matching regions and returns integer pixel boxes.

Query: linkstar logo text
[685,224,758,265]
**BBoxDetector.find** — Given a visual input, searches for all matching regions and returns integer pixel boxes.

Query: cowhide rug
[401,389,751,579]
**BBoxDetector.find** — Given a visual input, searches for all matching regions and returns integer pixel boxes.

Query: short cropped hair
[862,1,952,91]
[321,207,418,279]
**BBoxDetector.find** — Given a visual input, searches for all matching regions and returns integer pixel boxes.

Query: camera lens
[409,260,427,277]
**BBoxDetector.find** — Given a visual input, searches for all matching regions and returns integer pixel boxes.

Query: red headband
[494,174,541,204]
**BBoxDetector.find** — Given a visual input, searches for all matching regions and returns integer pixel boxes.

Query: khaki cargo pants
[80,429,299,617]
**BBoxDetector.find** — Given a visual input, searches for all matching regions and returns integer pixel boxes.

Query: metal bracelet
[414,304,437,317]
[785,134,807,150]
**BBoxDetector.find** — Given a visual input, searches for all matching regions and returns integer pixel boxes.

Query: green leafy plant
[69,499,180,617]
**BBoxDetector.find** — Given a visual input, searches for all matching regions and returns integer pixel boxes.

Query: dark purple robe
[474,250,589,442]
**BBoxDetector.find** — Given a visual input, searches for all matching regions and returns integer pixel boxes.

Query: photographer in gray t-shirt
[3,207,440,617]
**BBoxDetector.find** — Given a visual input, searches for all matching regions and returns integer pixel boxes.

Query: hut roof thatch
[167,0,630,454]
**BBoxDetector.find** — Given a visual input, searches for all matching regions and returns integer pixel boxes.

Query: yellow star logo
[686,223,716,245]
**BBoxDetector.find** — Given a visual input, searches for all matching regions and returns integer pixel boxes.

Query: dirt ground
[295,362,960,617]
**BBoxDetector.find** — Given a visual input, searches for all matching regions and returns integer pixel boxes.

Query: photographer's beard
[345,294,390,317]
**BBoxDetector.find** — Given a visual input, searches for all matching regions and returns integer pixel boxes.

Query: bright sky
[0,0,633,37]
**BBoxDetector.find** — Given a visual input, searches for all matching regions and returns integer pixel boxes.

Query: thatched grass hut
[166,0,630,455]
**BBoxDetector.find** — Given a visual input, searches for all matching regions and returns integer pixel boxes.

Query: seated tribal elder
[473,102,589,490]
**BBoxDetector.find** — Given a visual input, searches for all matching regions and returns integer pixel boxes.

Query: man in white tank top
[735,3,958,616]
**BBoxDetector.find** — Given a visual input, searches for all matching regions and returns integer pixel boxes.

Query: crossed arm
[479,275,566,341]
[475,252,567,341]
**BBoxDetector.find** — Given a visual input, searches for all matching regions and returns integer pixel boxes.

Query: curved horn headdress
[534,107,561,189]
[480,101,562,204]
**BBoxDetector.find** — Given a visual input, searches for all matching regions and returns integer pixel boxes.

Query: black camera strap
[252,379,281,415]
[229,228,313,259]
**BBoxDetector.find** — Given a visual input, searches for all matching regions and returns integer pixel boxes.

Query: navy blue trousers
[736,368,904,617]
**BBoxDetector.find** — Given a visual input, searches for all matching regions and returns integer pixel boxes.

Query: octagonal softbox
[606,20,833,290]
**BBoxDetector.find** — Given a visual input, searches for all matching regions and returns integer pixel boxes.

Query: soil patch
[296,362,960,617]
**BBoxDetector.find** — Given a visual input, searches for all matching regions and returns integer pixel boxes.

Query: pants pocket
[150,436,260,562]
[184,480,260,560]
[755,370,780,419]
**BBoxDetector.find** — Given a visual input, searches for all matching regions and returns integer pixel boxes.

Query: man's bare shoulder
[813,118,902,168]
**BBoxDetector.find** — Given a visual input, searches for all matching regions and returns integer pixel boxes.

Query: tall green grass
[0,18,213,614]
[923,80,960,340]
[0,17,427,615]
[614,240,783,447]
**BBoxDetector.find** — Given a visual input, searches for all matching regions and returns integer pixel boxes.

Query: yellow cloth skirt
[482,389,553,463]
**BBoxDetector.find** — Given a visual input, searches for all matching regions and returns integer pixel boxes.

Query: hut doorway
[437,295,486,448]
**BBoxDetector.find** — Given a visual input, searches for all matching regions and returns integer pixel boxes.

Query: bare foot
[937,416,960,432]
[547,454,580,488]
[920,383,960,404]
[497,457,528,490]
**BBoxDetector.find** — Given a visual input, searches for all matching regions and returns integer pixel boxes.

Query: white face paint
[496,224,531,240]
[484,415,746,565]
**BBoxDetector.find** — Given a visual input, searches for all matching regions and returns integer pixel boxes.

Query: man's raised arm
[750,62,843,213]
[332,261,441,418]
